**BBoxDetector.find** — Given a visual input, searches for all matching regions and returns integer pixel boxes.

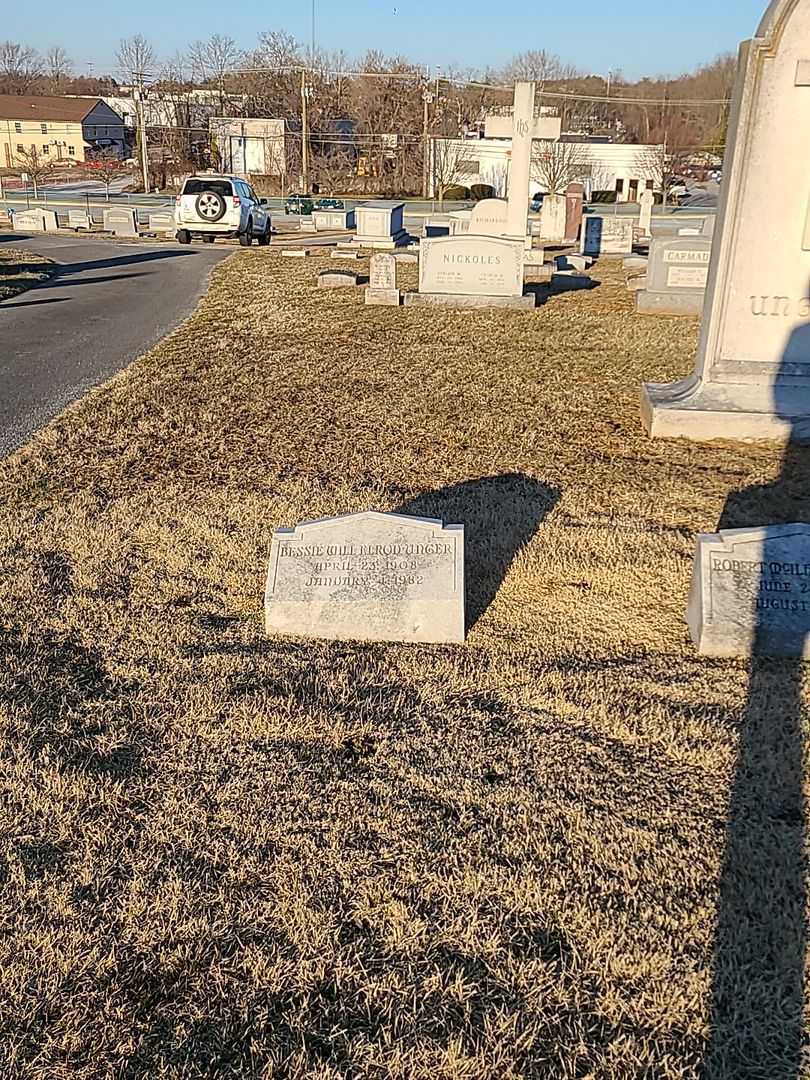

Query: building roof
[0,95,103,123]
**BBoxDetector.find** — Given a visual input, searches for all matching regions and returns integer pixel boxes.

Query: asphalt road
[0,234,231,456]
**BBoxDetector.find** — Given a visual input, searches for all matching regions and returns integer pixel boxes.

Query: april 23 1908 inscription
[265,511,465,644]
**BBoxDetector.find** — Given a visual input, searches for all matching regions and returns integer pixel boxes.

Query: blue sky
[6,0,767,81]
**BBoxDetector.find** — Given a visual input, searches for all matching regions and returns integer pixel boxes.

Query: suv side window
[238,181,252,203]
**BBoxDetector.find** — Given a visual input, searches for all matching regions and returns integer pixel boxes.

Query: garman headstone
[265,511,465,644]
[581,214,634,256]
[643,0,810,441]
[68,208,91,231]
[688,524,810,657]
[636,236,712,315]
[365,252,400,306]
[103,207,138,237]
[148,210,175,234]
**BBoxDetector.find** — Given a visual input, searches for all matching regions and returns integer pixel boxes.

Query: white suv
[175,175,271,246]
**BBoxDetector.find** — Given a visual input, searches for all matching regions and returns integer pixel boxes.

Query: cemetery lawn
[0,247,55,300]
[1,251,806,1079]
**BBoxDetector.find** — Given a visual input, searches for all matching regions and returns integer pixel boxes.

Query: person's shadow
[396,473,560,632]
[704,319,810,1077]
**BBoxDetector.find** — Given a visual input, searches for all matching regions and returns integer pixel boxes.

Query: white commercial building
[210,117,286,179]
[430,130,665,202]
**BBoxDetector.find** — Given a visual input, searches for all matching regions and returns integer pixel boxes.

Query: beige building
[0,95,126,168]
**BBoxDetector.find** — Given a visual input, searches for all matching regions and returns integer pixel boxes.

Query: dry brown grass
[0,252,807,1079]
[0,247,55,300]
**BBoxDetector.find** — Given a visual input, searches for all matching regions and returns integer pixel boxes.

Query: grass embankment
[0,253,806,1079]
[0,247,54,300]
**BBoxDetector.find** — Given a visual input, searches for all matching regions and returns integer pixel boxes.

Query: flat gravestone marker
[688,524,810,657]
[265,511,465,644]
[318,268,361,288]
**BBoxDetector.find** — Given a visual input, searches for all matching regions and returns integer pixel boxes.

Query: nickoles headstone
[643,0,810,441]
[688,524,810,657]
[265,511,465,644]
[404,234,533,309]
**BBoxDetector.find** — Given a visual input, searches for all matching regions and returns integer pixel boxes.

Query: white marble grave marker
[265,511,465,644]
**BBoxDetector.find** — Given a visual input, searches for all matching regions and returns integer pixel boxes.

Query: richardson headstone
[265,511,465,644]
[638,189,655,236]
[688,524,810,657]
[470,198,509,237]
[13,208,57,232]
[581,214,634,256]
[539,194,567,242]
[564,183,585,243]
[404,234,534,309]
[636,236,712,315]
[103,206,138,237]
[148,210,175,234]
[353,201,408,249]
[68,208,91,231]
[643,0,810,442]
[365,252,400,306]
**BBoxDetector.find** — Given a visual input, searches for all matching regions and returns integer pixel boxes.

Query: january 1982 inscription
[688,524,810,657]
[265,511,465,644]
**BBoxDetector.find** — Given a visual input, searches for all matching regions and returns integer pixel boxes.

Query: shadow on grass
[526,276,600,308]
[703,326,810,1077]
[396,472,560,632]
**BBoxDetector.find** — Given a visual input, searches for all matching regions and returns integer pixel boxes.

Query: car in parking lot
[175,175,271,245]
[314,197,346,211]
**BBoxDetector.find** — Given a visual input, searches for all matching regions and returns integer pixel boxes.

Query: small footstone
[318,269,361,288]
[365,288,401,306]
[282,248,310,258]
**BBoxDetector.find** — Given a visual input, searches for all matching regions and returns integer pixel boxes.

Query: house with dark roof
[0,95,126,167]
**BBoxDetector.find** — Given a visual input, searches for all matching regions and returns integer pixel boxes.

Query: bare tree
[532,138,590,194]
[501,50,579,90]
[0,41,42,94]
[116,34,156,82]
[44,46,72,90]
[15,146,56,199]
[188,34,239,114]
[86,148,125,200]
[431,139,466,205]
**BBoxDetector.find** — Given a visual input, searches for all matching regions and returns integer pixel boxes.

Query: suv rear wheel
[196,191,226,222]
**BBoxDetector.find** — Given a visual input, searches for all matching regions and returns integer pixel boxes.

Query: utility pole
[133,70,150,195]
[422,88,434,199]
[301,70,310,192]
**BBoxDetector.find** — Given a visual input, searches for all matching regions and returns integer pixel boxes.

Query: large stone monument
[265,511,465,644]
[643,0,810,442]
[352,202,408,249]
[12,208,57,232]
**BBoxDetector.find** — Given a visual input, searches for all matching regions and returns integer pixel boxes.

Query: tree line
[0,34,736,195]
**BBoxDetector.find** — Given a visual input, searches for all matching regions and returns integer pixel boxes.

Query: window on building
[16,144,23,154]
[41,144,49,155]
[615,179,625,194]
[646,179,655,190]
[457,159,480,175]
[68,146,75,156]
[14,122,21,133]
[40,123,47,134]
